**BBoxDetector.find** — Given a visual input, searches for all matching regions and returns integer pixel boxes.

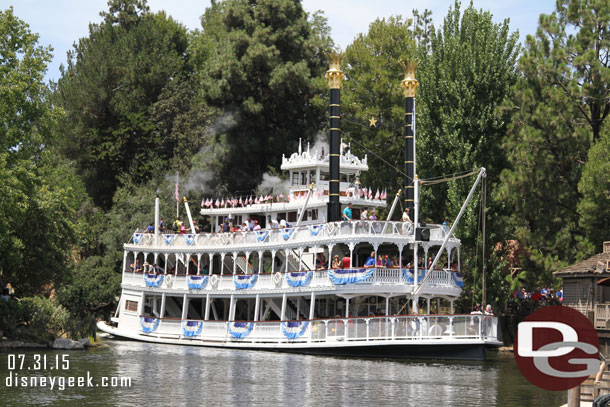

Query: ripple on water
[0,340,565,407]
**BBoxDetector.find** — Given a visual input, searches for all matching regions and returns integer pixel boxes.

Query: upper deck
[126,220,460,253]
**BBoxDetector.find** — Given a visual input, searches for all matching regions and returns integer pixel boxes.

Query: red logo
[514,306,599,391]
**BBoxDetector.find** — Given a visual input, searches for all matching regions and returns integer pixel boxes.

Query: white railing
[128,221,451,249]
[138,314,499,344]
[124,267,461,292]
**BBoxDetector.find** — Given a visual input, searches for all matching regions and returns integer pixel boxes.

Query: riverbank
[0,337,104,350]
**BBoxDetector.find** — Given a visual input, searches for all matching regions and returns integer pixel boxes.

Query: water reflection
[1,339,565,407]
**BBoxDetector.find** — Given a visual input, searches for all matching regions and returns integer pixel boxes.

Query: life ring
[402,222,413,235]
[210,274,219,288]
[273,272,283,287]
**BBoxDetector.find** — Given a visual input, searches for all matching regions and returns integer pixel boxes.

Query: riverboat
[97,55,501,360]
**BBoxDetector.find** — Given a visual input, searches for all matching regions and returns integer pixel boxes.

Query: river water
[1,338,565,406]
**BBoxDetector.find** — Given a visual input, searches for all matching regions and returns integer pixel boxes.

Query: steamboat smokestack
[400,62,419,216]
[325,52,344,222]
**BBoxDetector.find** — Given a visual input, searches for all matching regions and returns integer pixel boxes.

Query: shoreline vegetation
[1,0,609,347]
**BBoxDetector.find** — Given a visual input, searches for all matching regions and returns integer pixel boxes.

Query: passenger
[364,251,376,268]
[253,220,261,231]
[192,220,200,234]
[146,223,154,233]
[383,255,392,268]
[360,207,369,220]
[427,256,433,269]
[315,253,326,270]
[484,305,494,315]
[159,218,165,232]
[342,253,351,269]
[369,210,377,220]
[135,260,142,273]
[248,216,254,231]
[222,218,230,233]
[279,217,287,229]
[342,203,353,221]
[180,223,186,234]
[376,255,383,266]
[173,219,181,233]
[402,207,412,222]
[331,255,342,269]
[391,256,399,267]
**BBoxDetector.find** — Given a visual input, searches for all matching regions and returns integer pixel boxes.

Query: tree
[191,0,332,194]
[497,0,610,280]
[54,0,190,208]
[577,128,610,248]
[413,2,520,308]
[341,16,417,197]
[0,8,85,296]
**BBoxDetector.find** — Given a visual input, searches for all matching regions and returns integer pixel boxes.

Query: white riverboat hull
[97,320,501,361]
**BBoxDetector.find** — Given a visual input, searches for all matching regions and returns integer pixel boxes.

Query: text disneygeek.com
[4,354,131,390]
[5,372,132,390]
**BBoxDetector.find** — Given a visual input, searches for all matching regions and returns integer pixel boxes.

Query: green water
[0,339,566,406]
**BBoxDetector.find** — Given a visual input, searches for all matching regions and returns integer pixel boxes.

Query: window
[125,300,138,312]
[310,209,318,220]
[320,172,330,181]
[292,172,300,185]
[287,211,297,222]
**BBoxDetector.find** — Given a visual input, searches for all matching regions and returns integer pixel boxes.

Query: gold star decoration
[369,117,378,127]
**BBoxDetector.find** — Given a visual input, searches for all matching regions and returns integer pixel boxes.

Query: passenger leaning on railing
[364,251,376,268]
[331,255,342,269]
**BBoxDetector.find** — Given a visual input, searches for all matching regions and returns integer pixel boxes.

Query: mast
[325,51,344,222]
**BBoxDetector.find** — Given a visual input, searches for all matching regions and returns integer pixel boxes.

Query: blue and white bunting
[163,234,175,245]
[281,321,309,339]
[286,271,313,287]
[451,272,465,288]
[133,233,143,244]
[228,322,253,338]
[143,273,164,287]
[308,225,324,236]
[182,320,203,337]
[401,269,426,284]
[233,274,258,290]
[255,230,269,242]
[140,317,160,333]
[187,275,209,290]
[185,234,196,245]
[280,228,295,240]
[328,268,374,285]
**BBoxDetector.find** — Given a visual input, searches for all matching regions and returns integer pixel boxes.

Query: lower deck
[100,312,500,361]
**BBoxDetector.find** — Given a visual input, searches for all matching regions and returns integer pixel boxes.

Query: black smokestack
[400,62,419,215]
[325,52,344,222]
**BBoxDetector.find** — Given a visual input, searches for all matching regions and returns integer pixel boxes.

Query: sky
[3,0,557,82]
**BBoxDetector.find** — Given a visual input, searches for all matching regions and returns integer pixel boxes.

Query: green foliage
[0,7,54,160]
[341,16,416,196]
[497,0,609,282]
[578,127,610,249]
[0,8,86,296]
[55,0,190,208]
[191,0,332,193]
[414,2,519,307]
[0,297,69,341]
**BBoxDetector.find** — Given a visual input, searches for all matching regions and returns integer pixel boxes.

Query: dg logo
[514,305,600,391]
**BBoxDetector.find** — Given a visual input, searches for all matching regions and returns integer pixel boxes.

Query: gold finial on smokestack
[400,61,419,97]
[325,51,344,89]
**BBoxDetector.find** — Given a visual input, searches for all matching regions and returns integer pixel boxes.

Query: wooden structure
[554,242,610,356]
